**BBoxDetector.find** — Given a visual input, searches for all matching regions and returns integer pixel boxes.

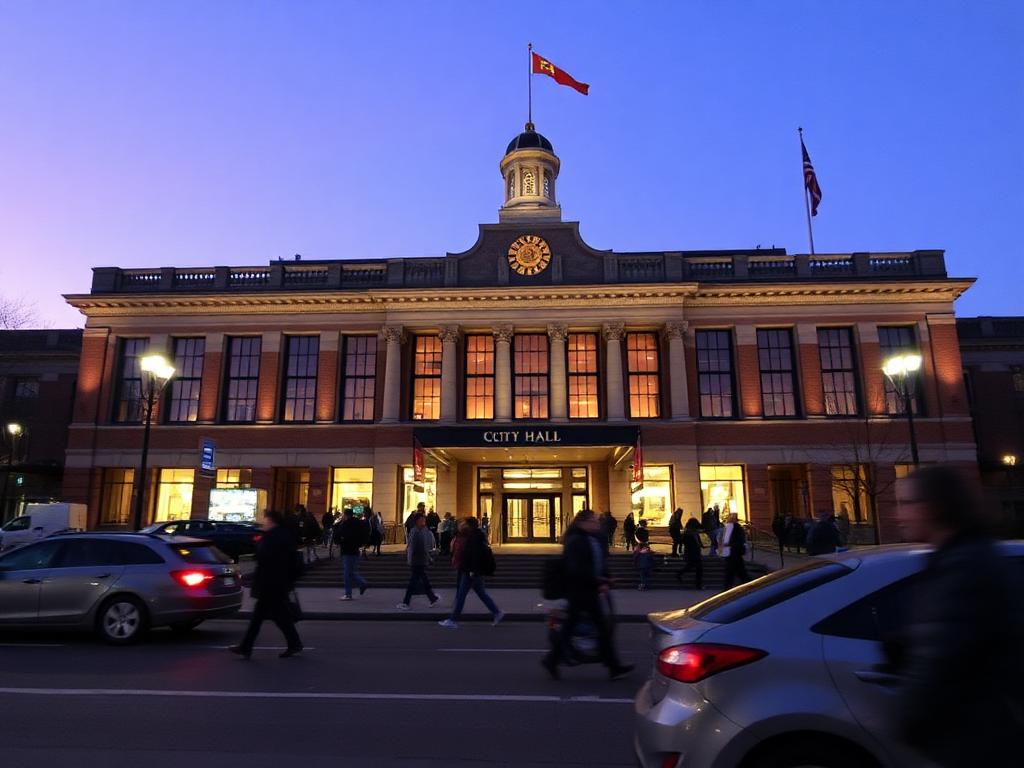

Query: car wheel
[168,619,203,633]
[97,596,148,645]
[745,736,880,768]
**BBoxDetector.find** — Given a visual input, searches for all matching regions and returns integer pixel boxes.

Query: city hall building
[63,125,975,544]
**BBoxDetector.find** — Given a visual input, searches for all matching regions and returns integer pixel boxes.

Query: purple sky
[1,2,1021,328]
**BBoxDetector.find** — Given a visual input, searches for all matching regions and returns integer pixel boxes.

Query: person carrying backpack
[438,517,503,628]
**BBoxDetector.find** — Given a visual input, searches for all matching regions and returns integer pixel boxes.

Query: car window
[112,541,166,565]
[56,539,122,568]
[812,574,923,642]
[3,516,32,532]
[686,560,854,624]
[186,521,215,533]
[0,540,62,570]
[171,544,231,565]
[162,522,184,535]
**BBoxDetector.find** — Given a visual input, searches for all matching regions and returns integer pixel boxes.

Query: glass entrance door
[503,494,559,542]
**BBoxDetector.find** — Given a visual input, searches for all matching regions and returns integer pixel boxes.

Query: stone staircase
[294,552,770,590]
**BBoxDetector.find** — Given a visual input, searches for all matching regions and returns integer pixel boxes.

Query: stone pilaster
[380,325,405,423]
[603,322,625,423]
[664,321,690,420]
[493,325,514,422]
[548,323,568,421]
[439,325,460,423]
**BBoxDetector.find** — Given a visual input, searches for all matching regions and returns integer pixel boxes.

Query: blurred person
[807,509,841,555]
[229,510,302,659]
[337,507,370,601]
[721,512,749,588]
[366,508,384,556]
[702,506,720,556]
[635,518,650,545]
[633,538,655,590]
[438,517,502,628]
[396,512,440,610]
[438,512,455,555]
[668,507,684,557]
[481,513,490,542]
[603,511,618,550]
[321,509,336,557]
[622,512,636,551]
[676,517,704,589]
[888,465,1024,768]
[298,506,321,565]
[425,507,441,546]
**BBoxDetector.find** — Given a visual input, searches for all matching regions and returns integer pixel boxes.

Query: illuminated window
[696,330,735,418]
[465,335,495,420]
[819,328,859,416]
[223,337,261,423]
[894,463,914,480]
[411,335,442,420]
[699,465,746,522]
[757,329,799,417]
[402,466,437,521]
[340,335,377,422]
[216,468,252,489]
[114,338,148,423]
[631,465,672,526]
[282,336,319,422]
[522,169,536,195]
[879,326,922,415]
[568,333,599,419]
[626,332,661,418]
[331,468,373,513]
[155,468,195,521]
[274,468,309,512]
[167,337,204,423]
[513,334,549,419]
[100,468,135,526]
[831,465,872,524]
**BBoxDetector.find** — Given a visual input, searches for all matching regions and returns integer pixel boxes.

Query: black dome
[505,128,554,155]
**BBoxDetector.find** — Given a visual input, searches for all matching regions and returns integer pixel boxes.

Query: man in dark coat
[337,508,370,600]
[542,509,633,681]
[807,509,841,556]
[676,517,704,589]
[889,465,1024,768]
[230,510,302,659]
[668,508,684,557]
[425,508,441,545]
[721,512,750,589]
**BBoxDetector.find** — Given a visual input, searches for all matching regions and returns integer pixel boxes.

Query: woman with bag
[438,517,503,629]
[230,509,303,659]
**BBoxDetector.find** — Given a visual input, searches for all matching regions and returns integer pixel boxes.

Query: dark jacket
[892,533,1024,767]
[458,529,490,575]
[807,519,841,555]
[337,516,369,556]
[250,524,299,600]
[562,526,609,598]
[425,511,441,531]
[682,523,702,559]
[724,523,746,559]
[668,511,683,537]
[623,517,636,537]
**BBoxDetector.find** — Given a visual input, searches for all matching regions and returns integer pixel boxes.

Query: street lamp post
[1003,454,1017,489]
[1,422,24,522]
[882,353,923,467]
[131,354,175,531]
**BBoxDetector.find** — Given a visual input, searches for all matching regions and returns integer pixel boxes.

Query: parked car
[0,532,242,644]
[0,503,88,551]
[140,519,262,562]
[634,543,1024,768]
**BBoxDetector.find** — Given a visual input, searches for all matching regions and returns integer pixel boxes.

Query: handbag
[287,590,304,623]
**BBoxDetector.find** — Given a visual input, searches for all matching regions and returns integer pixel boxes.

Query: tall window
[757,329,799,417]
[340,335,377,422]
[331,468,373,513]
[465,335,495,420]
[223,337,261,423]
[626,332,661,418]
[513,334,549,419]
[167,337,204,423]
[543,170,552,198]
[411,335,442,420]
[567,333,599,419]
[281,336,319,422]
[696,330,735,418]
[818,328,859,416]
[114,338,148,423]
[522,169,536,195]
[155,468,195,521]
[879,326,921,415]
[100,468,135,525]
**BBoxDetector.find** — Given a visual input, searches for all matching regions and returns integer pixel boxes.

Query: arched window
[543,171,551,198]
[508,174,515,200]
[523,169,535,196]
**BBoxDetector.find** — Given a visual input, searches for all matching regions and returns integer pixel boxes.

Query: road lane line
[437,648,544,653]
[0,687,633,705]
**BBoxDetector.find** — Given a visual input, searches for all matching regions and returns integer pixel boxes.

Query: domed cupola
[499,122,561,223]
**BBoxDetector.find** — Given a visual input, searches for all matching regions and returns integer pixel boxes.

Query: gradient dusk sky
[1,1,1021,328]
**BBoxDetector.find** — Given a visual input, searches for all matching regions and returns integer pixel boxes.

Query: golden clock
[507,234,552,276]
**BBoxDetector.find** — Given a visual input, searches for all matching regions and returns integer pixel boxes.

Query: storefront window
[100,468,135,526]
[831,465,872,525]
[331,468,373,514]
[699,465,746,522]
[631,465,672,525]
[155,468,195,521]
[401,466,437,520]
[216,468,252,488]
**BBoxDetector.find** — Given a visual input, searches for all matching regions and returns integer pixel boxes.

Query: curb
[233,611,652,624]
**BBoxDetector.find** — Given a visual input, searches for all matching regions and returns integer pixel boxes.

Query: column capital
[547,323,568,342]
[602,322,625,342]
[662,320,689,341]
[381,325,405,344]
[439,325,461,344]
[493,324,514,344]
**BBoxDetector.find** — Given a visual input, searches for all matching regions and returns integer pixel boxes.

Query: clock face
[507,234,552,276]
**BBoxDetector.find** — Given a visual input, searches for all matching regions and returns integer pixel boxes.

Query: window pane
[699,464,747,522]
[168,337,205,423]
[466,335,495,420]
[100,468,135,525]
[115,338,148,422]
[411,336,442,420]
[155,468,195,521]
[879,326,921,415]
[696,330,735,418]
[818,328,859,416]
[281,336,319,422]
[568,333,599,418]
[757,329,798,417]
[224,337,261,422]
[631,465,672,525]
[331,467,373,512]
[513,334,549,420]
[626,333,660,418]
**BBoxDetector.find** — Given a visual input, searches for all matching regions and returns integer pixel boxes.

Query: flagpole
[527,42,533,128]
[799,127,816,255]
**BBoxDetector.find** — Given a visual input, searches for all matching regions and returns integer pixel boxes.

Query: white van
[0,503,88,551]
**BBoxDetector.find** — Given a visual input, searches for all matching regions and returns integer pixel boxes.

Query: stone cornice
[63,278,973,318]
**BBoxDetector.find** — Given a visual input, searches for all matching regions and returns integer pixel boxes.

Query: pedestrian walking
[702,506,721,556]
[541,509,633,681]
[438,517,503,628]
[438,512,453,555]
[481,513,490,542]
[668,507,684,557]
[807,509,841,555]
[321,509,336,557]
[405,502,425,541]
[298,507,322,564]
[633,539,655,590]
[676,517,704,589]
[622,512,636,551]
[721,512,750,589]
[229,510,303,659]
[889,465,1024,768]
[425,507,441,545]
[337,508,370,601]
[366,508,384,556]
[604,511,618,549]
[397,512,440,610]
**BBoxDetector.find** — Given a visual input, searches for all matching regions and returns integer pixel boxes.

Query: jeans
[450,572,500,619]
[342,554,367,597]
[638,566,652,589]
[707,529,719,556]
[238,595,301,653]
[402,564,437,605]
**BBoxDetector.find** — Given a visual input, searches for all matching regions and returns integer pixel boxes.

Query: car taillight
[252,533,262,542]
[656,643,767,684]
[172,570,215,588]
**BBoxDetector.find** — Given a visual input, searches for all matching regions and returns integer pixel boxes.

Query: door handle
[854,669,902,688]
[22,578,42,584]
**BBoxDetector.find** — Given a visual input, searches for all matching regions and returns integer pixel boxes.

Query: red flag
[801,139,822,216]
[412,437,425,484]
[632,431,644,489]
[532,52,589,95]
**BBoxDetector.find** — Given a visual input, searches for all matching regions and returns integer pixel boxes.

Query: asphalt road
[0,619,650,767]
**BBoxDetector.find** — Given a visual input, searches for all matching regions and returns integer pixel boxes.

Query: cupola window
[508,174,515,200]
[522,169,536,196]
[543,171,551,198]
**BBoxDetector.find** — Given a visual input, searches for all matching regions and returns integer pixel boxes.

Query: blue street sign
[200,438,216,472]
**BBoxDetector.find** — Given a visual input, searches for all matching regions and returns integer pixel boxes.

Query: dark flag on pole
[413,437,425,485]
[632,431,644,491]
[801,138,822,216]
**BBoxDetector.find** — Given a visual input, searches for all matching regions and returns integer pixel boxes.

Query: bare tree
[0,295,40,330]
